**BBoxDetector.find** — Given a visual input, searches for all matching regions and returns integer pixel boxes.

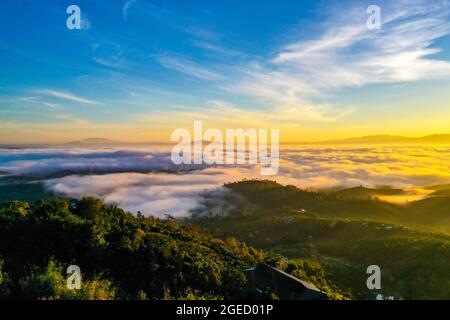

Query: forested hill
[1,180,448,300]
[0,197,343,300]
[222,180,450,233]
[0,197,257,299]
[190,180,450,300]
[224,180,401,220]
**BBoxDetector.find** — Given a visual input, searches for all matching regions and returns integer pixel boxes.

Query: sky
[1,0,450,143]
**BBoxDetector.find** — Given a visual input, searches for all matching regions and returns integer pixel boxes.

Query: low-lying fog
[1,144,450,217]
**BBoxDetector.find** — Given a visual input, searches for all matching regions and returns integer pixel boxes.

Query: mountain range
[304,134,450,145]
[64,134,450,146]
[65,138,121,145]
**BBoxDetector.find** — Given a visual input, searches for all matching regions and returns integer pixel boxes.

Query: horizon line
[2,133,450,146]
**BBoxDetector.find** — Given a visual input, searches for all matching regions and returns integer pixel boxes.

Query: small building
[244,264,328,300]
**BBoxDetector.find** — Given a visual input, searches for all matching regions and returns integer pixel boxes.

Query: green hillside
[0,197,344,300]
[406,196,450,230]
[190,180,450,299]
[218,180,450,234]
[330,186,405,200]
[0,181,55,203]
[221,180,402,221]
[0,198,262,299]
[1,179,449,300]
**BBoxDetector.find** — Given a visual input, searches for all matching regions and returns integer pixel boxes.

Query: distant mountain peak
[66,138,120,145]
[308,134,450,145]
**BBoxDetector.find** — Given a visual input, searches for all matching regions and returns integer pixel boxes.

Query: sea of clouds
[1,145,450,217]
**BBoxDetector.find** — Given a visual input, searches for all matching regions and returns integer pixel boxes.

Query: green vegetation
[1,179,449,300]
[0,180,55,203]
[405,196,450,231]
[330,186,405,200]
[0,197,268,300]
[216,180,402,222]
[190,180,450,300]
[210,180,450,233]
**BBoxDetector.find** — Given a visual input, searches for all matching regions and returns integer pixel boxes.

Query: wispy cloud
[191,40,242,57]
[91,41,128,69]
[4,0,450,138]
[92,56,126,69]
[13,96,61,110]
[135,98,355,131]
[157,54,225,81]
[42,102,60,109]
[271,1,450,88]
[17,96,41,103]
[122,0,137,21]
[51,113,90,125]
[184,27,220,42]
[39,89,102,105]
[153,1,450,124]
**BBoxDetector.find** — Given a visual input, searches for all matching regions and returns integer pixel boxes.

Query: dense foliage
[220,180,450,233]
[0,197,267,300]
[191,180,450,300]
[1,179,448,300]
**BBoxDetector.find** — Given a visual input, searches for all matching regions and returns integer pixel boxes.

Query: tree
[75,197,104,220]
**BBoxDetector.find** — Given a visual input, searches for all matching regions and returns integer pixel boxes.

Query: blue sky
[1,0,450,143]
